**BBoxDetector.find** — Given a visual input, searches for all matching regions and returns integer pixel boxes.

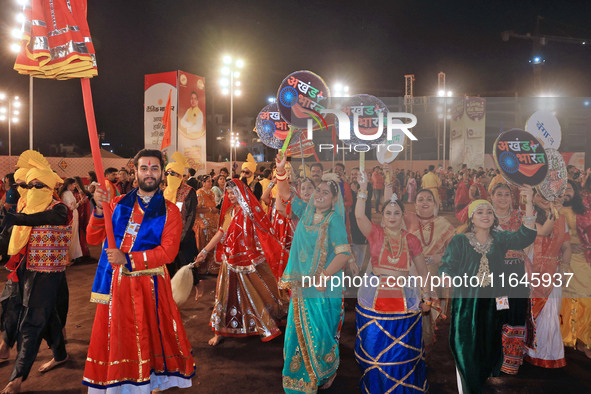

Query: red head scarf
[216,180,283,267]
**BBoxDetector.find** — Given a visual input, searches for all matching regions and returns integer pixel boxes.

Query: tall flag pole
[13,0,115,247]
[81,79,116,247]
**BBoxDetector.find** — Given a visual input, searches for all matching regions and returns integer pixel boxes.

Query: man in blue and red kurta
[83,149,195,392]
[0,160,71,393]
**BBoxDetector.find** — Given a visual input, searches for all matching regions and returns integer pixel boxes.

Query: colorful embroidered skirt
[210,255,287,340]
[355,304,428,393]
[282,290,344,393]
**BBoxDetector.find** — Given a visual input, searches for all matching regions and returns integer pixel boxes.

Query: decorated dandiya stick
[359,151,365,173]
[81,78,116,248]
[299,137,306,178]
[281,127,293,153]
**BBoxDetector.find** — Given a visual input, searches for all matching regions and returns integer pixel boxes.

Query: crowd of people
[0,148,589,393]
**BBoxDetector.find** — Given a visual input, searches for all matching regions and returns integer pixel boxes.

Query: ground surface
[0,207,590,393]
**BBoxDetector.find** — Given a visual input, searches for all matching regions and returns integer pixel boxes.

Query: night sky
[0,0,590,158]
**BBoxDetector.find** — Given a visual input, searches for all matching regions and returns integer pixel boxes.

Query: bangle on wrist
[276,172,288,181]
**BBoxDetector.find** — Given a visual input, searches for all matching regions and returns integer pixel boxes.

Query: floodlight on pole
[221,55,244,174]
[333,82,350,97]
[0,95,22,166]
[10,1,34,150]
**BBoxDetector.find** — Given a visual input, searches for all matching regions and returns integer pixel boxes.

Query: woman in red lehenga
[195,180,288,346]
[525,190,571,368]
[261,170,315,280]
[261,175,292,280]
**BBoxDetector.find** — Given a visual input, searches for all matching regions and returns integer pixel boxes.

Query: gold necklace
[312,209,330,225]
[466,231,493,287]
[384,228,404,265]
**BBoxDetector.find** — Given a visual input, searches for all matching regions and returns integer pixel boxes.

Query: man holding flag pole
[12,2,196,392]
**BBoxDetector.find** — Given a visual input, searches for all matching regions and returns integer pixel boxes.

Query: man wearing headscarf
[12,151,45,211]
[163,152,198,279]
[13,168,29,213]
[241,153,263,200]
[0,155,71,393]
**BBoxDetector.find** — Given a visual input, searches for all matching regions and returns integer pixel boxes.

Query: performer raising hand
[440,186,537,394]
[195,179,287,346]
[276,151,352,392]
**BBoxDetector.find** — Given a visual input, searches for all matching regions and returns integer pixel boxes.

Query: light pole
[230,133,240,173]
[10,3,33,150]
[220,55,243,175]
[333,83,351,165]
[0,94,21,166]
[437,89,452,170]
[229,132,240,176]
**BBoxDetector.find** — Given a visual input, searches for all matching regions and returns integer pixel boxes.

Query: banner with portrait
[177,70,207,173]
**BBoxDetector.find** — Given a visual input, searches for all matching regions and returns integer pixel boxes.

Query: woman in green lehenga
[439,187,537,394]
[276,152,352,393]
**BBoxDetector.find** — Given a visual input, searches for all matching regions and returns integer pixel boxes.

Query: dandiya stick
[359,151,365,173]
[299,137,306,178]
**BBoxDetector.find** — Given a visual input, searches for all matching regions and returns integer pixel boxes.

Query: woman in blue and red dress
[354,173,433,393]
